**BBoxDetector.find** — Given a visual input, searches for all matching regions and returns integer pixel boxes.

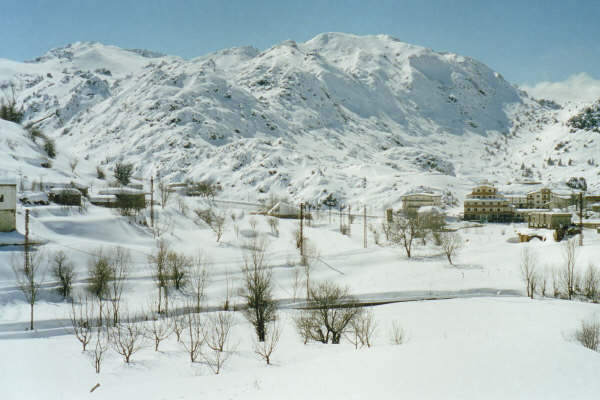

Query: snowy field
[2,198,600,399]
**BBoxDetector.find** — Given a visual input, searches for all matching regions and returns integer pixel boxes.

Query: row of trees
[520,238,599,301]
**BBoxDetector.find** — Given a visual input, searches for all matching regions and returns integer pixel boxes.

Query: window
[0,194,3,203]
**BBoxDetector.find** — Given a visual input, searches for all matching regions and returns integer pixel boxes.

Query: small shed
[0,179,17,232]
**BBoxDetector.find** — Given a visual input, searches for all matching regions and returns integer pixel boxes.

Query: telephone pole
[579,192,584,246]
[150,175,155,228]
[363,205,367,249]
[24,209,30,270]
[348,205,351,237]
[299,202,304,257]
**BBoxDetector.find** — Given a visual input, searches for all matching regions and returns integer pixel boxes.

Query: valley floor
[1,201,599,399]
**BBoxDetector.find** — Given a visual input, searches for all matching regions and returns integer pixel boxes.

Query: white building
[0,179,17,232]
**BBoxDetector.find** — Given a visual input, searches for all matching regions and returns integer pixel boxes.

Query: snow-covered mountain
[1,33,598,207]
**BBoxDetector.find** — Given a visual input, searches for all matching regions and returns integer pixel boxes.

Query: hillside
[1,33,599,208]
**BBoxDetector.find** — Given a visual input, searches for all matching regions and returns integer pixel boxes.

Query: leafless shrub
[440,231,463,265]
[51,250,75,299]
[369,224,381,245]
[195,208,227,242]
[294,280,361,344]
[180,311,204,362]
[145,314,172,352]
[520,248,537,299]
[390,321,405,345]
[582,263,599,301]
[92,329,108,373]
[189,254,210,312]
[347,309,377,349]
[205,311,235,352]
[575,319,600,351]
[12,249,46,330]
[552,267,561,298]
[340,223,349,236]
[172,313,185,343]
[70,295,96,351]
[109,311,146,363]
[152,214,173,238]
[268,217,279,236]
[240,238,276,342]
[381,221,392,242]
[300,241,318,300]
[254,321,282,365]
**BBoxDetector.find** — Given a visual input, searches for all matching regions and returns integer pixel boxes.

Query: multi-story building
[401,193,442,215]
[507,188,571,210]
[463,184,514,222]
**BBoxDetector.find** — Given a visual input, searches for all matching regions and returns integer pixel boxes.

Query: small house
[527,212,572,229]
[0,180,17,232]
[401,193,442,215]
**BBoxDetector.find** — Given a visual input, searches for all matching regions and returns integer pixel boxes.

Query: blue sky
[1,0,599,84]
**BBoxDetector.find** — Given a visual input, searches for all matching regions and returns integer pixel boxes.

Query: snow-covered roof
[0,176,17,185]
[49,187,81,195]
[417,206,443,214]
[98,187,145,195]
[401,192,441,199]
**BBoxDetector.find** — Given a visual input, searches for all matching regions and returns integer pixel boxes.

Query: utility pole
[579,192,584,246]
[339,205,343,232]
[363,205,367,249]
[150,175,155,228]
[299,202,304,257]
[24,209,30,271]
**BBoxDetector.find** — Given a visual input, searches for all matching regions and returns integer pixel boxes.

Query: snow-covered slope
[1,33,599,207]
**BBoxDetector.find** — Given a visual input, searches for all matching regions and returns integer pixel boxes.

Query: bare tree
[92,328,108,373]
[254,320,282,365]
[109,311,145,363]
[145,314,172,352]
[180,311,204,362]
[12,250,45,330]
[347,309,377,349]
[149,240,169,314]
[291,266,302,302]
[70,295,95,351]
[189,253,210,312]
[108,247,130,325]
[240,239,276,342]
[295,280,361,344]
[167,250,191,291]
[51,250,75,299]
[520,247,538,299]
[202,312,236,374]
[389,216,419,258]
[205,311,235,352]
[158,180,171,209]
[582,263,599,301]
[561,239,578,300]
[172,313,185,343]
[389,321,405,345]
[300,240,319,300]
[440,231,463,265]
